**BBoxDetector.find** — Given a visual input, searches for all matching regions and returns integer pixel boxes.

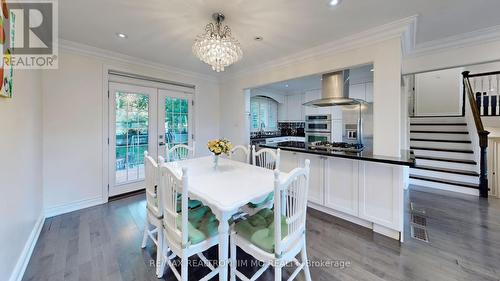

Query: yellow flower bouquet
[207,139,233,156]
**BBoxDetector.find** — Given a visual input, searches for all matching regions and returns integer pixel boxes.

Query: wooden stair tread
[410,123,467,126]
[414,155,477,165]
[410,130,469,134]
[410,138,471,143]
[410,175,479,189]
[410,147,474,154]
[412,165,479,176]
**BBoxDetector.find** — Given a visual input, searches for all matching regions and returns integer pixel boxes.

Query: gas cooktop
[309,141,365,153]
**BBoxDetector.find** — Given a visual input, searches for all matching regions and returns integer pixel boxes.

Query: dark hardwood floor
[23,186,500,281]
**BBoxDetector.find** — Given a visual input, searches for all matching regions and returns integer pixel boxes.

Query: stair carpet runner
[409,116,480,195]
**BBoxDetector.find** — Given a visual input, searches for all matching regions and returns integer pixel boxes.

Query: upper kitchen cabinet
[278,94,305,121]
[349,82,373,103]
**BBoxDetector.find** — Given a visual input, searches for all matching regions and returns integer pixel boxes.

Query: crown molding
[407,24,500,58]
[221,15,418,82]
[59,39,218,82]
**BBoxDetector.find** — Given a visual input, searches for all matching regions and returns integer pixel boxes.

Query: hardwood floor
[23,187,500,281]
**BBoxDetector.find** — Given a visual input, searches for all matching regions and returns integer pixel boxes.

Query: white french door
[108,82,193,197]
[157,89,194,160]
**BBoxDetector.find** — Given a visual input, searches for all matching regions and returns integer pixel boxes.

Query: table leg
[218,216,230,281]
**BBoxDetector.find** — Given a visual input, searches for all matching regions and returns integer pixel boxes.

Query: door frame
[108,82,158,197]
[102,66,197,202]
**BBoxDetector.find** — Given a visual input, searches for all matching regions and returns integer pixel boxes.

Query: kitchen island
[260,142,414,241]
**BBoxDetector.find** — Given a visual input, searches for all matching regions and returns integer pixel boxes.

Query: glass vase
[213,154,220,170]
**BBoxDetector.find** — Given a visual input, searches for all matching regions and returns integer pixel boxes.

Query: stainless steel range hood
[303,70,362,107]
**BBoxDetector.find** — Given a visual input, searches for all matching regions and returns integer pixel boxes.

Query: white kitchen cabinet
[349,82,374,103]
[286,94,304,121]
[324,158,359,216]
[279,150,299,173]
[278,94,305,121]
[297,153,324,205]
[358,162,403,230]
[365,82,373,103]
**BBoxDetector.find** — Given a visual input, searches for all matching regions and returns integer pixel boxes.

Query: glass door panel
[158,89,193,160]
[109,82,157,196]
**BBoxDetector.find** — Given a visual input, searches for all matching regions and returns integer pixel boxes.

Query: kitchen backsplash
[278,122,305,137]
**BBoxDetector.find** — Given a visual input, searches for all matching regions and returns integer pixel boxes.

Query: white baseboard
[9,214,45,281]
[45,196,104,218]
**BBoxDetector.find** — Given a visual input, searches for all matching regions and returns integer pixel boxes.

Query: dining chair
[243,146,281,215]
[229,144,251,163]
[140,151,165,277]
[166,142,195,162]
[230,159,312,281]
[252,145,280,170]
[157,165,220,280]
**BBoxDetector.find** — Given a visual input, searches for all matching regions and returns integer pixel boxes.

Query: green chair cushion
[176,195,203,212]
[247,192,274,209]
[234,209,288,253]
[176,206,219,245]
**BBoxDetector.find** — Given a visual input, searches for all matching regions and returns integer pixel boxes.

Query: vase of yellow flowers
[207,139,232,169]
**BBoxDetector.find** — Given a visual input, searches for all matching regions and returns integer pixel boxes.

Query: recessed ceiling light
[116,32,128,39]
[254,36,263,41]
[329,0,341,6]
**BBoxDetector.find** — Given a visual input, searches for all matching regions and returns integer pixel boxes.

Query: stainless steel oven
[305,114,332,143]
[305,114,331,132]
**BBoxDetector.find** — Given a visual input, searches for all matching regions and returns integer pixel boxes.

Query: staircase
[409,116,480,196]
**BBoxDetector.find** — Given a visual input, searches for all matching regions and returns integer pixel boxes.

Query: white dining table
[165,156,279,281]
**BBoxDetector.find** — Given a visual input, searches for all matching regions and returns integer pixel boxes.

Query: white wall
[414,68,463,116]
[42,49,220,214]
[220,38,403,157]
[0,70,44,280]
[403,38,500,75]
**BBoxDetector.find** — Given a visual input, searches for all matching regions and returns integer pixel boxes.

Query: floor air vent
[411,214,427,227]
[411,225,429,243]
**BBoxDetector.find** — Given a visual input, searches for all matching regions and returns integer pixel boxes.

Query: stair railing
[466,71,500,116]
[462,71,490,198]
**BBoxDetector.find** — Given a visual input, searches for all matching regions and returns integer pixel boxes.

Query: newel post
[479,131,490,198]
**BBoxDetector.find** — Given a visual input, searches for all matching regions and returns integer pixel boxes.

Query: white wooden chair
[166,142,195,162]
[230,159,312,281]
[252,145,280,170]
[140,152,165,277]
[229,144,251,163]
[242,146,281,215]
[157,164,220,280]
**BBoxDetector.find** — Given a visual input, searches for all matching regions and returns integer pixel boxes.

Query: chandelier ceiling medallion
[192,13,243,72]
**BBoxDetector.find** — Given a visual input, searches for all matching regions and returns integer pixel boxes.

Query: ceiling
[60,0,500,75]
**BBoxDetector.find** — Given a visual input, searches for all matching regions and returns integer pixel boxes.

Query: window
[250,96,278,132]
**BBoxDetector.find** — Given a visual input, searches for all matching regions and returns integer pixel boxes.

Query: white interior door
[157,89,194,160]
[108,82,157,196]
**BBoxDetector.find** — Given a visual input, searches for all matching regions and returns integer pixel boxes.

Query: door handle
[159,142,166,146]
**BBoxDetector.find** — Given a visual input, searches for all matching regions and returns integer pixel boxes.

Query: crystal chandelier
[192,13,243,72]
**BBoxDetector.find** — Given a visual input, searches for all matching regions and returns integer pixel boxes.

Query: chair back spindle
[274,159,310,257]
[167,142,195,162]
[159,165,189,249]
[252,145,280,170]
[230,145,251,163]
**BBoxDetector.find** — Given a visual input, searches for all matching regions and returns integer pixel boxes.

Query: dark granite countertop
[250,135,305,140]
[260,142,415,167]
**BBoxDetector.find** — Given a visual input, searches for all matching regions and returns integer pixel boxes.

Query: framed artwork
[0,0,13,99]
